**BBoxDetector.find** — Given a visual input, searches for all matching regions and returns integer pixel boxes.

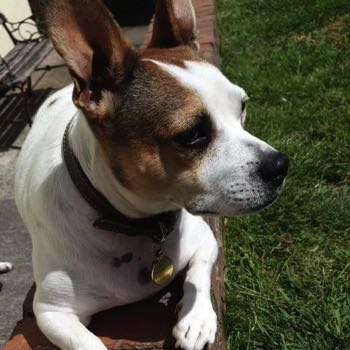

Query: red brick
[198,33,215,45]
[196,8,215,17]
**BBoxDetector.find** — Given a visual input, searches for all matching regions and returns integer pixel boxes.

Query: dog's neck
[69,111,178,219]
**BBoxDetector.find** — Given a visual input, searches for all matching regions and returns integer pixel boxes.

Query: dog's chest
[81,227,191,303]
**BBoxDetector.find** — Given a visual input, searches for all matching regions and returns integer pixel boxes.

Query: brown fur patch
[141,46,201,66]
[88,48,209,205]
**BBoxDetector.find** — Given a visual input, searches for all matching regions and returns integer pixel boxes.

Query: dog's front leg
[173,223,218,350]
[35,308,106,350]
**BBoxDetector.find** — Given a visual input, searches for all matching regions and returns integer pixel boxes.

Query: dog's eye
[174,118,212,150]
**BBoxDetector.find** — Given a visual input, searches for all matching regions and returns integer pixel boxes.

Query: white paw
[173,298,217,350]
[0,262,13,273]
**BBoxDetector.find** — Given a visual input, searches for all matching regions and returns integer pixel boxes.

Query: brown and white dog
[15,0,288,349]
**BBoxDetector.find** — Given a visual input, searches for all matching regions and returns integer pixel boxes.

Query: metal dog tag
[151,254,174,285]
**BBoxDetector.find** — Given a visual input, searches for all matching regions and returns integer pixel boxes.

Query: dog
[14,0,288,349]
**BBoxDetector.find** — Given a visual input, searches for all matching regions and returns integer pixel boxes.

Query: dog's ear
[39,0,138,118]
[148,0,199,50]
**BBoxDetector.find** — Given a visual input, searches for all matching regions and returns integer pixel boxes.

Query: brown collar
[62,118,179,243]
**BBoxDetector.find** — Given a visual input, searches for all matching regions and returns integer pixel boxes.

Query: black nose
[258,152,289,185]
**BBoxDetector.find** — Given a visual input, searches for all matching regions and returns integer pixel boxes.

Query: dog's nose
[258,152,289,185]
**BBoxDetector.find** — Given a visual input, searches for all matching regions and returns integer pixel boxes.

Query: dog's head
[42,0,288,216]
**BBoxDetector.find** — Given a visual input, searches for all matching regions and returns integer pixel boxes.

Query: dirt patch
[290,14,350,48]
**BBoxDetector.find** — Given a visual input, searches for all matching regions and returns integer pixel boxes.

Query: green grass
[217,0,350,348]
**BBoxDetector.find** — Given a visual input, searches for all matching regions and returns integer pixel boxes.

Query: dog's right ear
[148,0,199,50]
[38,0,137,118]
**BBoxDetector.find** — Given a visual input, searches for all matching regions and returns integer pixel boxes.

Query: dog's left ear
[148,0,199,50]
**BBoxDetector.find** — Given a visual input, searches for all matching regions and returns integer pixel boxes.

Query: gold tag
[151,255,174,285]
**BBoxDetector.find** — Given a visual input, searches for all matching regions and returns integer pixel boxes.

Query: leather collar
[62,118,179,243]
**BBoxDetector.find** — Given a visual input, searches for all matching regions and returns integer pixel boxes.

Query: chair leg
[23,77,33,126]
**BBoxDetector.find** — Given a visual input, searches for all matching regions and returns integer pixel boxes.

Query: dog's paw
[173,298,217,350]
[0,262,13,274]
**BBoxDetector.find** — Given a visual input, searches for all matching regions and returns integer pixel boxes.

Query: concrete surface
[0,25,147,346]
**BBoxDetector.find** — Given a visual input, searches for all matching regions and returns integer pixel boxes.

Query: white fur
[0,262,13,273]
[15,84,218,350]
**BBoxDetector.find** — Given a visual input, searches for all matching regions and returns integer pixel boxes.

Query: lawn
[217,0,350,348]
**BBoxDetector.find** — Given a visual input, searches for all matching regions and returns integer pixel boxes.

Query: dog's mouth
[240,192,279,214]
[191,210,218,216]
[185,189,281,217]
[184,204,218,216]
